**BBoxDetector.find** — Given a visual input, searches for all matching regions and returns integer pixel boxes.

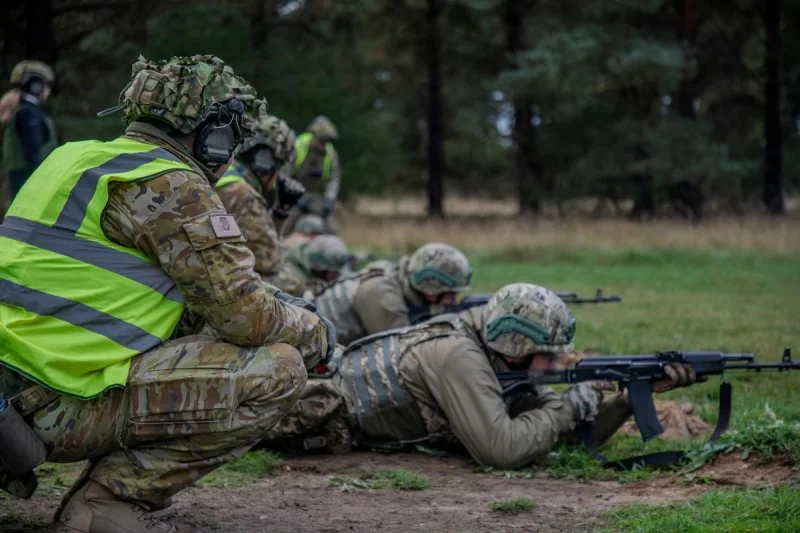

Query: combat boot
[54,480,205,533]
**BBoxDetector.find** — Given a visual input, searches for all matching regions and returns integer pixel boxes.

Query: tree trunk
[764,0,784,214]
[506,0,540,215]
[673,0,703,220]
[426,0,445,218]
[25,0,56,65]
[676,0,696,120]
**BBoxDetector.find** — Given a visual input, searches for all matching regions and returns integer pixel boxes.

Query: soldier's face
[424,292,456,305]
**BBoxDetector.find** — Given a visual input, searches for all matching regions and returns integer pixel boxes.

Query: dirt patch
[680,452,800,487]
[2,452,797,533]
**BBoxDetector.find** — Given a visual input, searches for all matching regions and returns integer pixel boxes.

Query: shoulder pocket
[182,214,256,305]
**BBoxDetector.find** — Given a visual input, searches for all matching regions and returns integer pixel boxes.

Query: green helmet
[307,235,350,273]
[119,55,267,135]
[295,215,327,236]
[241,114,297,166]
[308,115,339,142]
[405,243,471,296]
[10,60,55,87]
[482,283,575,360]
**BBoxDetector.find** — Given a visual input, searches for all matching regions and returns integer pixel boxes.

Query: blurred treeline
[2,0,799,218]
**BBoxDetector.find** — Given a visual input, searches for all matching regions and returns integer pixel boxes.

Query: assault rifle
[408,288,622,325]
[496,348,799,469]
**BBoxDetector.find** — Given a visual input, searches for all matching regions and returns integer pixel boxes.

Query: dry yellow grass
[339,209,800,254]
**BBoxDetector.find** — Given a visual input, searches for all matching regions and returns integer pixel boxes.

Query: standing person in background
[285,115,341,233]
[1,61,58,200]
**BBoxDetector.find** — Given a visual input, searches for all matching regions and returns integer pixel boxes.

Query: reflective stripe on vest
[216,161,247,189]
[294,132,333,181]
[0,137,192,399]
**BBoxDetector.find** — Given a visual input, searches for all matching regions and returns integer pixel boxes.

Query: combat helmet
[10,60,54,94]
[296,215,327,236]
[307,115,339,142]
[405,243,471,296]
[108,55,267,170]
[306,235,350,275]
[482,283,575,359]
[241,114,297,176]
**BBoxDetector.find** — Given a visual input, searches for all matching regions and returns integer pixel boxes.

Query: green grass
[468,246,800,530]
[200,450,283,487]
[469,247,800,470]
[489,497,535,512]
[603,486,800,532]
[328,468,429,491]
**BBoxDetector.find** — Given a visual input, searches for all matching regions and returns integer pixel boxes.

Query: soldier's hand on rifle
[651,363,708,394]
[562,382,607,422]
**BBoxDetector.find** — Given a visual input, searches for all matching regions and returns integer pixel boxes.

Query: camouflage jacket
[101,122,328,367]
[214,169,283,279]
[338,308,631,469]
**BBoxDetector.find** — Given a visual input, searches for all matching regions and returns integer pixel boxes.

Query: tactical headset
[194,99,246,171]
[249,146,278,176]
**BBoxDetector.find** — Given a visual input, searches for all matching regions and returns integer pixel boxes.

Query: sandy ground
[2,451,797,533]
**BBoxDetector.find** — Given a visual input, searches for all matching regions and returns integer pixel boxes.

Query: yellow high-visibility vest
[294,132,333,181]
[0,137,191,398]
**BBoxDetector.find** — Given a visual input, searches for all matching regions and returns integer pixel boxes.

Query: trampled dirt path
[2,452,797,533]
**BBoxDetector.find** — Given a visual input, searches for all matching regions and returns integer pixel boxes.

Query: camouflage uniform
[214,116,303,294]
[0,56,330,531]
[283,234,350,298]
[311,243,471,347]
[265,284,633,470]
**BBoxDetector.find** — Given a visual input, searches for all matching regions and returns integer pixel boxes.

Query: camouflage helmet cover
[241,114,297,166]
[295,214,327,235]
[307,115,339,142]
[307,235,350,273]
[120,55,267,135]
[406,243,471,296]
[482,283,575,359]
[10,60,55,86]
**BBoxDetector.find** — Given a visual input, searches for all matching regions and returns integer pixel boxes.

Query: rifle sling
[580,381,732,470]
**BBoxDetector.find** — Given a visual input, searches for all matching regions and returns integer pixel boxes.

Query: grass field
[3,216,799,532]
[461,227,799,531]
[344,215,800,531]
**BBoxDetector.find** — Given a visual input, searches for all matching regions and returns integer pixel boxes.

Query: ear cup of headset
[250,147,278,176]
[194,121,237,168]
[24,79,44,97]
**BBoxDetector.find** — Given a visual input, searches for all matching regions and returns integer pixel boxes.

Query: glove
[322,198,335,218]
[652,363,706,394]
[273,176,306,220]
[273,291,336,362]
[562,382,607,423]
[296,194,311,214]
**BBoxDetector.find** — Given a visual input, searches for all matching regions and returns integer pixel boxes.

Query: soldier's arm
[419,338,575,470]
[102,170,327,366]
[323,149,341,201]
[353,276,410,333]
[216,182,283,277]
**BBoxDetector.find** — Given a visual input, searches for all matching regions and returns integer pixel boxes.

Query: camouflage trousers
[262,376,352,454]
[30,334,307,508]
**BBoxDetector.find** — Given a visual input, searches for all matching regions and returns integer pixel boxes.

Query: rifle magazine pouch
[0,398,47,474]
